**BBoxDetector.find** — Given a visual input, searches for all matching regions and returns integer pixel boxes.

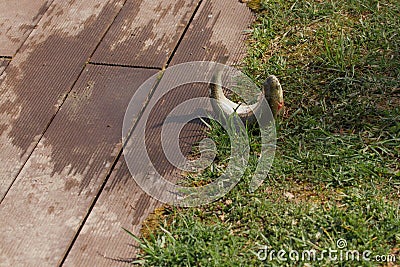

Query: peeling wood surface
[0,65,157,266]
[0,0,125,200]
[0,0,53,56]
[91,0,200,68]
[0,0,254,265]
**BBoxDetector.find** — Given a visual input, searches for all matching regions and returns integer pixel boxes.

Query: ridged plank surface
[170,0,253,66]
[0,0,125,200]
[0,60,9,76]
[63,156,162,266]
[64,76,209,267]
[0,65,157,266]
[0,0,53,56]
[63,1,253,265]
[91,0,200,68]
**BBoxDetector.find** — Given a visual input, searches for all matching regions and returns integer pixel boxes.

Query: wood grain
[0,65,157,266]
[0,59,9,76]
[91,0,201,68]
[0,0,125,200]
[63,1,253,265]
[0,0,52,56]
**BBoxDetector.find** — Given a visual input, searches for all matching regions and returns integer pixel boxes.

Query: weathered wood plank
[63,79,208,267]
[63,1,253,265]
[0,0,53,56]
[0,0,125,200]
[170,0,253,66]
[63,157,162,266]
[91,0,200,68]
[0,65,158,266]
[0,59,9,76]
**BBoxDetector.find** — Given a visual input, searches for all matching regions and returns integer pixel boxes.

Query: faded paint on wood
[63,157,161,267]
[62,1,253,265]
[0,0,53,56]
[91,0,200,68]
[0,60,9,76]
[0,65,158,266]
[63,78,210,267]
[170,0,253,66]
[0,0,125,200]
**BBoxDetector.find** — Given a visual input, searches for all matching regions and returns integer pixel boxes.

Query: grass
[130,0,399,266]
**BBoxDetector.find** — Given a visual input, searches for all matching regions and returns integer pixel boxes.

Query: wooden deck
[0,0,253,265]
